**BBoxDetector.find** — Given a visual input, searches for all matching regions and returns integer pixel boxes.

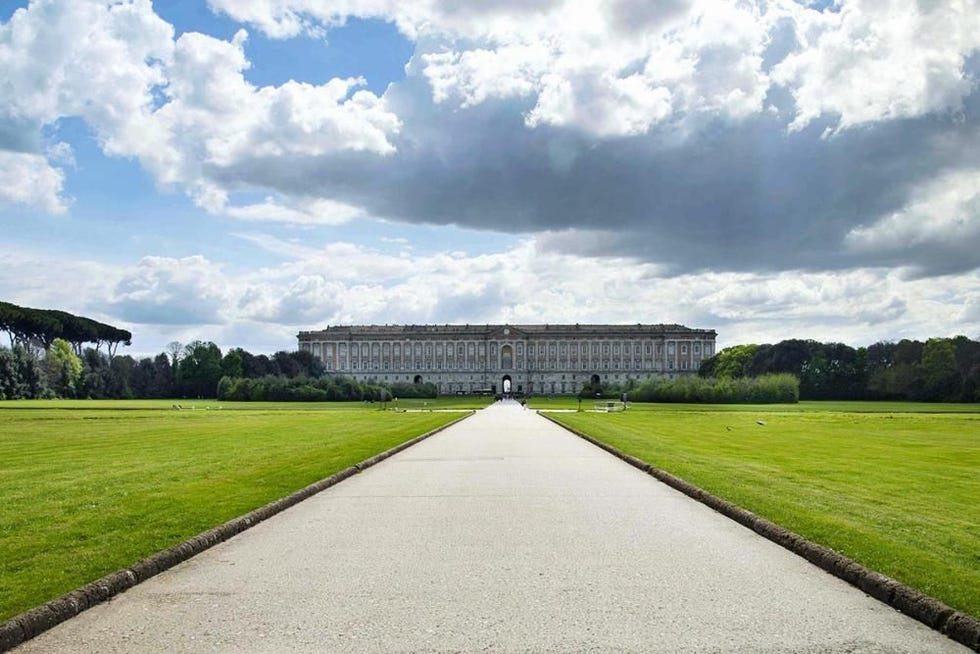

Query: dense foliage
[629,373,799,404]
[700,337,980,402]
[217,375,406,402]
[0,346,48,400]
[0,337,438,401]
[215,376,439,402]
[0,301,131,355]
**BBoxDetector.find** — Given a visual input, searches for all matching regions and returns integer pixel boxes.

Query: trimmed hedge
[628,373,799,404]
[215,375,440,402]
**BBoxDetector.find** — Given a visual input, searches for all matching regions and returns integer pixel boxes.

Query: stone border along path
[0,412,473,653]
[540,412,980,652]
[6,401,976,652]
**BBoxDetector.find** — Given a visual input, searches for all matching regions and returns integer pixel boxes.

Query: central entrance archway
[501,375,512,396]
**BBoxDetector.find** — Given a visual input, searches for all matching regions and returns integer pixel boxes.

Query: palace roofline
[298,323,717,337]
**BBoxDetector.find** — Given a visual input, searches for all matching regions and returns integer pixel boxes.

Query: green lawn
[528,395,980,413]
[0,402,467,621]
[1,395,495,411]
[545,404,980,618]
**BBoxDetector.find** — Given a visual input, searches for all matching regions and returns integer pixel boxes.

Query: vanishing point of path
[16,402,969,653]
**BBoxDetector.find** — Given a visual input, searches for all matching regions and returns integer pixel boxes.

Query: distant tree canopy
[0,301,131,356]
[700,337,980,402]
[3,304,976,405]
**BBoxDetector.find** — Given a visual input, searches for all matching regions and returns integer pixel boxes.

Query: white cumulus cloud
[772,0,980,133]
[0,150,70,213]
[0,1,400,216]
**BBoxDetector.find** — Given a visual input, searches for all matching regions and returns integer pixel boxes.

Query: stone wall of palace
[297,324,716,395]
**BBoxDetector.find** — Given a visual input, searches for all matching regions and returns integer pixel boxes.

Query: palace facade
[297,323,717,395]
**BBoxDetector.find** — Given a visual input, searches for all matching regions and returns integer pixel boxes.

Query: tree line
[699,337,980,402]
[2,302,977,404]
[0,302,132,356]
[0,337,437,401]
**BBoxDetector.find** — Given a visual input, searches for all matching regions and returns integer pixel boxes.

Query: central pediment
[487,324,527,340]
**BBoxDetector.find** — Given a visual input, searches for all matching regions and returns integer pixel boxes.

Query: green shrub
[629,373,798,404]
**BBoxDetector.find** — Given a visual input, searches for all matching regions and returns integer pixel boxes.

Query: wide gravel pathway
[16,401,969,652]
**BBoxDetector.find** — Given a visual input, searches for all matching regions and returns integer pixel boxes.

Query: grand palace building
[297,323,717,396]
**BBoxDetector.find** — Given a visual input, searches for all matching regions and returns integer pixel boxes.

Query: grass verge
[545,404,980,619]
[0,403,464,621]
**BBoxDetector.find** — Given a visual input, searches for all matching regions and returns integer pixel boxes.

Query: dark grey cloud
[207,60,980,278]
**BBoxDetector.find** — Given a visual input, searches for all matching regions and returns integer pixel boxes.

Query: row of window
[307,340,712,357]
[334,357,697,371]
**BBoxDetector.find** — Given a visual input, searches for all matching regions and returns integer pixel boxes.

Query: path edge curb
[0,411,474,653]
[539,412,980,652]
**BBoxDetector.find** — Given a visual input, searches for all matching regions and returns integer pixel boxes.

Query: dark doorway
[414,375,423,384]
[502,375,512,395]
[590,374,601,385]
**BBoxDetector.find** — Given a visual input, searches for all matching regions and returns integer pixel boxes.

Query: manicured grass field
[545,403,980,618]
[528,395,980,413]
[0,402,468,621]
[1,395,495,411]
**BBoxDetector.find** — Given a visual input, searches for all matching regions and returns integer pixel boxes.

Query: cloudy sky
[1,0,978,357]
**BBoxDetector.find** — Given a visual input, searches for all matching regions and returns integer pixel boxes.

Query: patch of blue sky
[1,116,279,269]
[153,0,244,41]
[803,0,841,11]
[240,18,414,94]
[0,1,28,22]
[157,3,413,95]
